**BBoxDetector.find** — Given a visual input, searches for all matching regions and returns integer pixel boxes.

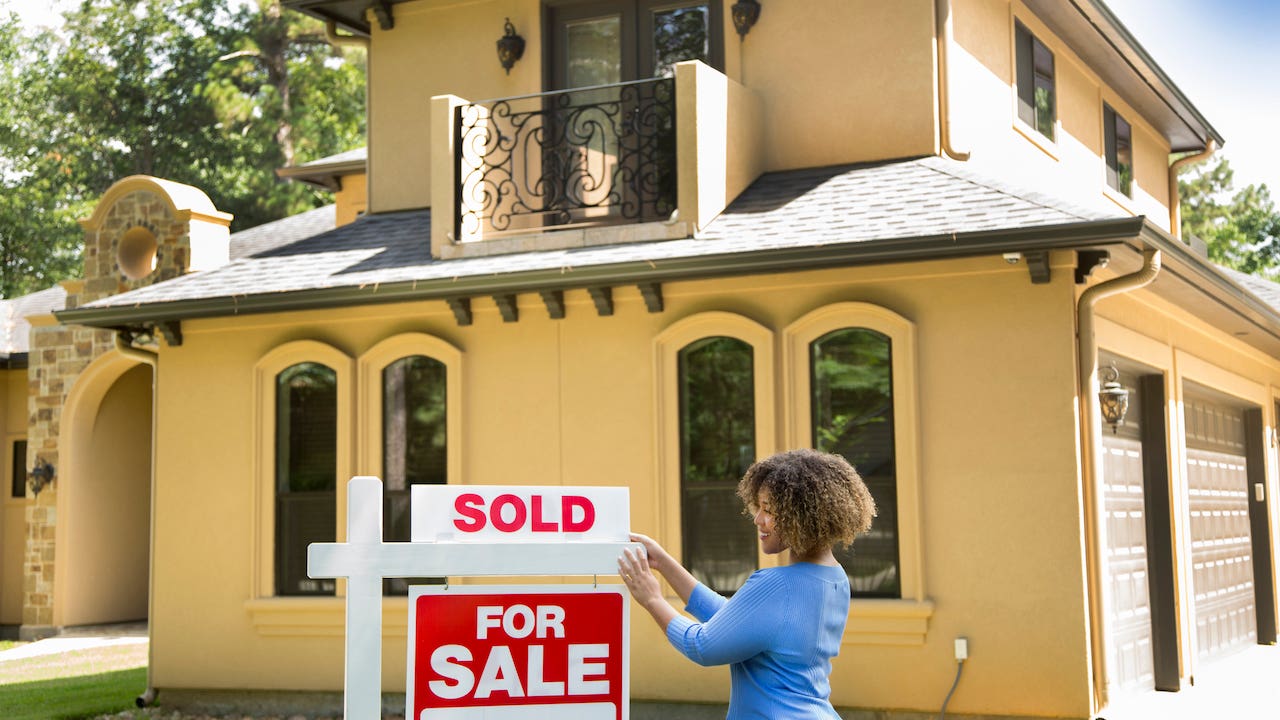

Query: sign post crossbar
[307,476,639,720]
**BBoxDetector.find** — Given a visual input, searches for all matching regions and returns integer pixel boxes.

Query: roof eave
[55,217,1147,329]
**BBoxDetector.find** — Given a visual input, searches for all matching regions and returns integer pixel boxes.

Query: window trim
[655,311,777,578]
[252,340,355,601]
[356,333,463,486]
[1103,102,1134,198]
[783,302,931,644]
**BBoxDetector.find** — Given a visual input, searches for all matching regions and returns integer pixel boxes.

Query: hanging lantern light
[731,1,762,38]
[1098,365,1129,434]
[497,18,525,75]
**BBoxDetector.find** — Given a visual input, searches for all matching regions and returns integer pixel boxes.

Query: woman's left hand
[618,546,663,608]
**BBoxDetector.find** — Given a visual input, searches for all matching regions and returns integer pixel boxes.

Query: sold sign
[412,487,629,543]
[408,586,629,720]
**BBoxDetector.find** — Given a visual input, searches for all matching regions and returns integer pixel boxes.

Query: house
[8,0,1280,718]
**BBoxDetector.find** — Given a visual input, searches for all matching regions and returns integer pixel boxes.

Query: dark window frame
[274,362,339,597]
[1104,103,1134,197]
[1015,20,1056,142]
[381,354,449,596]
[809,327,901,599]
[677,335,758,596]
[11,440,26,499]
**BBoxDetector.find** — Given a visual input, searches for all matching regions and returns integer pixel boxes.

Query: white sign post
[307,477,638,720]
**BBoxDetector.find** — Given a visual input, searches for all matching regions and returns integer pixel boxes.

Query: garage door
[1183,394,1256,661]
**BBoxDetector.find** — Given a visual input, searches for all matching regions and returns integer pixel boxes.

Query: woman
[618,448,876,719]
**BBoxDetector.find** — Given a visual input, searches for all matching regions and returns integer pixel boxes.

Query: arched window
[254,340,353,602]
[357,333,463,596]
[275,362,338,597]
[656,312,775,596]
[784,303,924,605]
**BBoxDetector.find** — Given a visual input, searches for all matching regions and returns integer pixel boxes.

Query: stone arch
[53,350,153,628]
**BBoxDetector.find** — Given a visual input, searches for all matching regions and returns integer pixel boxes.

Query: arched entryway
[54,354,153,628]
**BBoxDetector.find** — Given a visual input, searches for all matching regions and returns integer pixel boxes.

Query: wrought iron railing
[455,77,677,241]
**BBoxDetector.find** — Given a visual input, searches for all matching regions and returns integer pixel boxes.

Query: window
[679,336,757,594]
[1104,103,1133,197]
[275,362,338,597]
[784,303,925,608]
[810,328,900,597]
[382,355,447,595]
[357,332,463,596]
[11,440,26,498]
[1015,21,1056,142]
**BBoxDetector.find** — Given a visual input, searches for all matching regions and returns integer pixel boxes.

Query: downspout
[1076,247,1162,712]
[115,333,160,709]
[934,0,970,161]
[1167,140,1216,239]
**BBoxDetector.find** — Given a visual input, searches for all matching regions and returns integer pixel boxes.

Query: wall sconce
[29,457,55,497]
[497,18,525,75]
[1098,365,1129,434]
[731,0,762,38]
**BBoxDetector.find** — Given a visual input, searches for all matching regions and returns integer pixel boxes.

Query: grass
[0,640,27,652]
[0,643,147,720]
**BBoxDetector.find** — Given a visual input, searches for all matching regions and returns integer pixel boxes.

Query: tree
[0,0,366,298]
[1180,157,1280,278]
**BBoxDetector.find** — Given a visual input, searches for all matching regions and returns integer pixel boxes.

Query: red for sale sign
[408,586,629,720]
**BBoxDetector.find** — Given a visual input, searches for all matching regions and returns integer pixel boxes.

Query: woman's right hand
[629,533,670,576]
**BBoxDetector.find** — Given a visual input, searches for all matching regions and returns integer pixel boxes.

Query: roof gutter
[56,217,1147,328]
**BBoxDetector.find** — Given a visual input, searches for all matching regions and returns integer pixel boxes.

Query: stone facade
[19,179,229,638]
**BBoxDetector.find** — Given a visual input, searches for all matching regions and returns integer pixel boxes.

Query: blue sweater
[665,563,850,719]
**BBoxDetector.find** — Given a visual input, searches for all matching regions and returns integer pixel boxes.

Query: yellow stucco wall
[1,368,26,626]
[368,0,936,213]
[56,362,151,627]
[148,255,1096,716]
[950,0,1174,229]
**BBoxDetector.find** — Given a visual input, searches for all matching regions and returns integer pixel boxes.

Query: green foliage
[1180,157,1280,278]
[0,0,366,298]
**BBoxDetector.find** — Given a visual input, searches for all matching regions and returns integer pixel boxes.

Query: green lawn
[0,643,147,720]
[0,640,26,652]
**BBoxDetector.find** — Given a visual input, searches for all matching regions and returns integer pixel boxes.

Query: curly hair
[737,449,876,558]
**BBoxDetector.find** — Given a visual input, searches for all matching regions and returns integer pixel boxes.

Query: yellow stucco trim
[355,332,463,485]
[251,340,355,605]
[653,311,778,582]
[53,350,150,627]
[244,596,409,638]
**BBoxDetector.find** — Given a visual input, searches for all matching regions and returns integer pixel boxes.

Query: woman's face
[754,488,786,555]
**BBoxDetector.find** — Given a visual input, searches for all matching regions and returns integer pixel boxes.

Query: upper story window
[1015,20,1056,142]
[1104,103,1134,197]
[810,328,900,598]
[679,336,757,595]
[548,0,723,89]
[275,362,338,597]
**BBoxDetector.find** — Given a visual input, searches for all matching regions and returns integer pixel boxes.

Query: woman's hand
[618,546,663,610]
[628,533,671,575]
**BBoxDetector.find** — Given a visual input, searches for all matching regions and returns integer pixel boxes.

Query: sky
[5,0,1278,193]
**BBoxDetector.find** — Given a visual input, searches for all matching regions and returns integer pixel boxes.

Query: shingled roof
[74,156,1133,315]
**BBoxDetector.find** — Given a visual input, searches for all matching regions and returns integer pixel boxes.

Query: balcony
[432,61,765,259]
